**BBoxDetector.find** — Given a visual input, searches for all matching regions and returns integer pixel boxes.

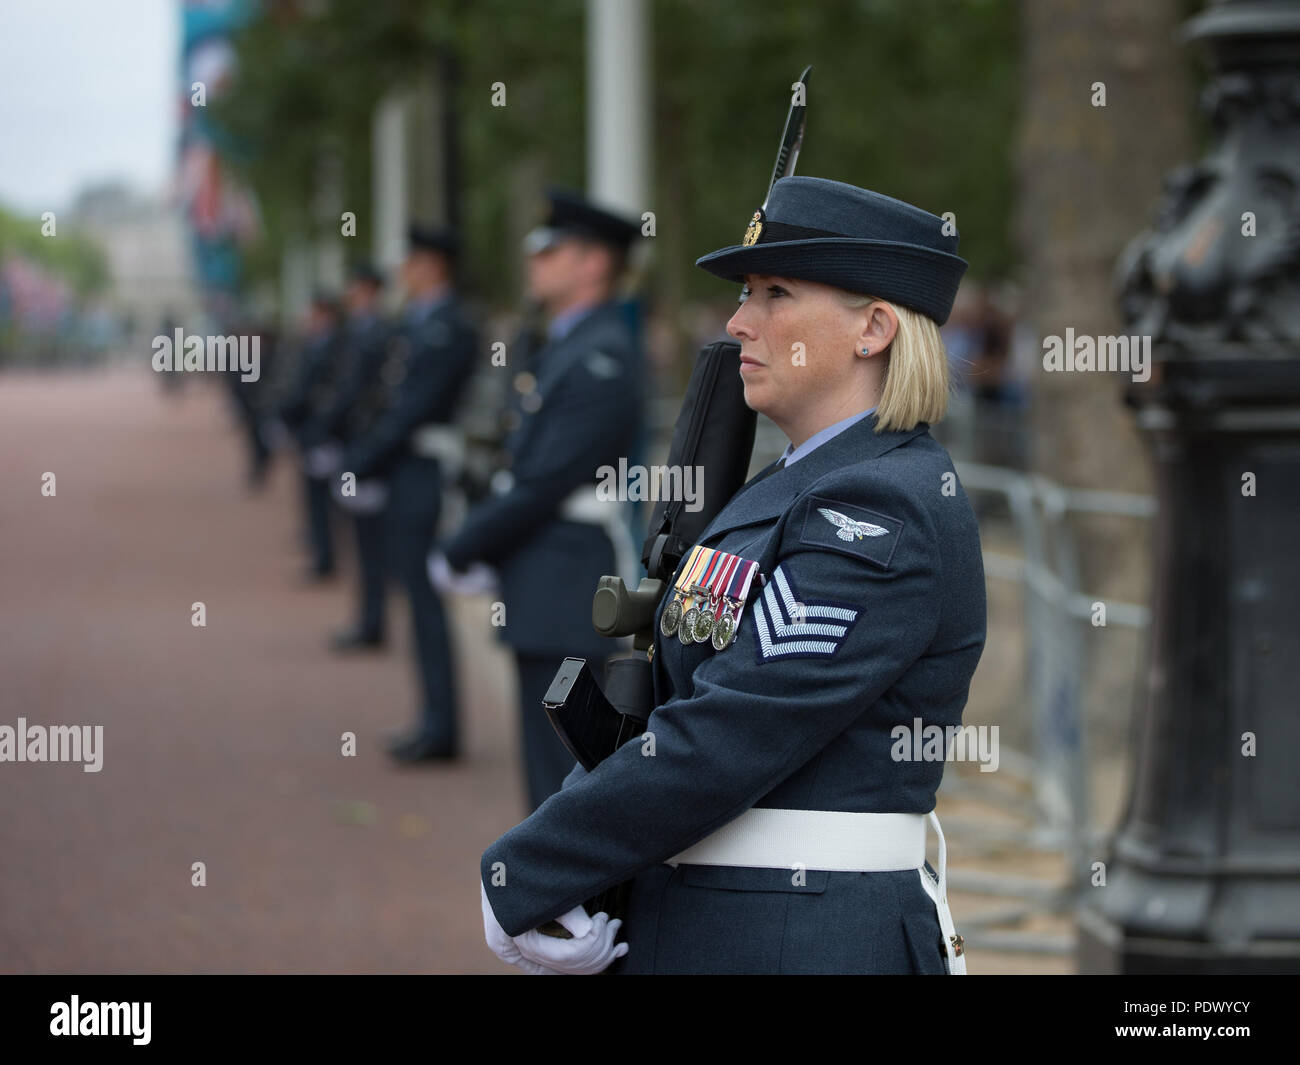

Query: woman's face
[725,274,873,432]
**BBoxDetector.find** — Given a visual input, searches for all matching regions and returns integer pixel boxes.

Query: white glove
[513,905,629,975]
[428,550,499,596]
[303,441,344,478]
[481,882,561,975]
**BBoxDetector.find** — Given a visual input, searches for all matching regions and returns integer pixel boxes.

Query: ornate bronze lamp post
[1078,0,1300,973]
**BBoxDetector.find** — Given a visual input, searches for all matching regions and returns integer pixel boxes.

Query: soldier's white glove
[303,441,344,479]
[513,905,629,975]
[481,882,561,975]
[428,550,499,596]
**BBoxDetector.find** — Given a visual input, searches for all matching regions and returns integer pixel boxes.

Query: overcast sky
[0,0,177,215]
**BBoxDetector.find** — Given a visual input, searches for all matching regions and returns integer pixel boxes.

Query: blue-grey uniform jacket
[278,327,346,443]
[344,296,477,516]
[303,312,391,448]
[481,412,987,973]
[442,301,644,660]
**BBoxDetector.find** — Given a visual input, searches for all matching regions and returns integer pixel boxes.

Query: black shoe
[385,728,445,754]
[330,625,385,652]
[388,734,459,764]
[385,729,415,754]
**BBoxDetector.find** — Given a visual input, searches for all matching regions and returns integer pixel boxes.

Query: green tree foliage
[215,0,1015,307]
[0,206,109,296]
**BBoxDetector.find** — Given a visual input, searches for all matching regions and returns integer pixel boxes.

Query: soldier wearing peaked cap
[278,291,347,580]
[432,189,646,812]
[341,225,480,764]
[302,261,393,651]
[480,176,986,975]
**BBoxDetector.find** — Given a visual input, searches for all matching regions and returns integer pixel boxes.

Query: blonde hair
[836,291,952,431]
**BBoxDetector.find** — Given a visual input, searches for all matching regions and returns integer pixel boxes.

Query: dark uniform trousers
[482,413,987,973]
[313,313,395,639]
[303,474,335,574]
[386,455,458,745]
[344,297,478,743]
[353,510,387,638]
[441,301,645,811]
[281,329,346,573]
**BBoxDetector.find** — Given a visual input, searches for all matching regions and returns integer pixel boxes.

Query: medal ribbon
[724,557,759,605]
[677,548,760,603]
[674,546,714,603]
[668,547,762,646]
[697,550,729,599]
[716,555,759,632]
[705,552,740,612]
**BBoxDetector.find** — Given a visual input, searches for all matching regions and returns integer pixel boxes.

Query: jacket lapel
[535,302,615,391]
[697,413,928,546]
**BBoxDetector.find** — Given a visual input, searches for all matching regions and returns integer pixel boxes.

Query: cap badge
[742,209,765,247]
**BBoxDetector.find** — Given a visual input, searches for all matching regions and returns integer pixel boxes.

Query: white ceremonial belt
[409,424,463,466]
[665,809,926,872]
[558,485,639,591]
[665,808,967,975]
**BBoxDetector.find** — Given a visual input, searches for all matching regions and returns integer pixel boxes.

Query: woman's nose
[726,303,756,341]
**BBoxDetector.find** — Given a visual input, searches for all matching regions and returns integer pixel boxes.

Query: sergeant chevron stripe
[752,565,859,660]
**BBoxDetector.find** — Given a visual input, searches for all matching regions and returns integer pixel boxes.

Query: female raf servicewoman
[478,176,986,975]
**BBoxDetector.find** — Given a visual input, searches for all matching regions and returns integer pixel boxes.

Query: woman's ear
[856,302,899,358]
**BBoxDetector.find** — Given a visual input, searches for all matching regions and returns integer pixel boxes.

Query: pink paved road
[0,367,523,973]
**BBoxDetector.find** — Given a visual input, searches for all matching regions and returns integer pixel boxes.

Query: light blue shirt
[779,406,877,467]
[349,310,378,334]
[547,303,598,342]
[407,288,452,325]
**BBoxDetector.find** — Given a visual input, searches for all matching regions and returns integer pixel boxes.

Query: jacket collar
[532,301,621,384]
[408,290,453,324]
[547,300,619,347]
[698,412,928,544]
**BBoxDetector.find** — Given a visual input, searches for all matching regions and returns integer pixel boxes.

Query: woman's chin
[740,379,773,415]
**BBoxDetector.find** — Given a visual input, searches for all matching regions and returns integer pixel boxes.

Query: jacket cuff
[481,845,536,937]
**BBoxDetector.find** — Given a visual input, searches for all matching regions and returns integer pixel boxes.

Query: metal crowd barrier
[946,460,1155,956]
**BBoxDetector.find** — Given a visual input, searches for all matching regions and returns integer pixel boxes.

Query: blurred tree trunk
[1017,0,1193,599]
[1017,0,1196,756]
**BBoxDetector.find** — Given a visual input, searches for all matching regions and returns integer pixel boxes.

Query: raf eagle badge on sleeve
[818,507,890,541]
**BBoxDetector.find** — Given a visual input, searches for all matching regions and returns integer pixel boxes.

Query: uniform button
[513,371,537,395]
[502,410,522,432]
[520,392,543,413]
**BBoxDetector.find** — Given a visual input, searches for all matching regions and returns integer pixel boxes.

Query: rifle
[537,66,812,937]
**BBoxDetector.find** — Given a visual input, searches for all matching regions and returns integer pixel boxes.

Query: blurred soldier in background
[222,310,280,491]
[157,310,184,397]
[302,262,392,652]
[277,292,346,580]
[341,227,479,765]
[432,190,645,812]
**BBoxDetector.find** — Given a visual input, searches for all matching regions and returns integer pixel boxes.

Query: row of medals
[660,588,739,651]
